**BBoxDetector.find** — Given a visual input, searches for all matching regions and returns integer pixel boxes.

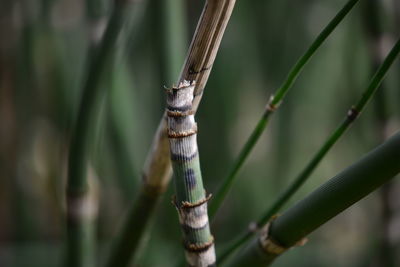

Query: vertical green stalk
[159,0,187,85]
[107,87,137,198]
[13,0,38,244]
[167,81,215,267]
[227,130,400,267]
[104,1,187,266]
[209,0,360,218]
[218,36,400,265]
[66,1,132,267]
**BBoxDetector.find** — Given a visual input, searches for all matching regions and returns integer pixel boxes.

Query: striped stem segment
[167,81,215,267]
[142,0,237,218]
[227,130,400,267]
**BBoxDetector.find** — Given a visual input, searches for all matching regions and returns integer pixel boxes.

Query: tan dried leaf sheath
[142,0,237,196]
[167,81,215,267]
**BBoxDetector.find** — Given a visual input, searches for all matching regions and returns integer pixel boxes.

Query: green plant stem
[104,185,161,267]
[209,0,360,218]
[104,1,187,266]
[218,36,400,265]
[167,81,215,266]
[104,1,237,266]
[272,134,400,246]
[106,47,137,199]
[159,0,187,85]
[66,1,132,267]
[227,130,400,267]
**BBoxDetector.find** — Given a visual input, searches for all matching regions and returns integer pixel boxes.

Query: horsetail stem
[209,0,360,218]
[227,130,400,266]
[106,1,237,266]
[218,36,400,265]
[167,81,215,266]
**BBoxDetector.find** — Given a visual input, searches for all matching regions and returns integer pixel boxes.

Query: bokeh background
[1,0,400,266]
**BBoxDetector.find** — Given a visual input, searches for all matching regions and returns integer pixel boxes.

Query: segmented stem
[209,0,360,218]
[167,81,215,267]
[219,36,400,265]
[227,130,400,266]
[105,1,237,265]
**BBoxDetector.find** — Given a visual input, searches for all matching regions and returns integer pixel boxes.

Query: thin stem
[66,1,132,267]
[227,130,400,266]
[209,0,360,218]
[219,36,400,265]
[161,0,187,84]
[104,186,162,267]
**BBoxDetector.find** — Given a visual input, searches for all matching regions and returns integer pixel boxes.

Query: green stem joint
[167,81,215,266]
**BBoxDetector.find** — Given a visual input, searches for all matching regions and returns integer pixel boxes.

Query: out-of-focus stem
[219,36,400,265]
[363,1,396,266]
[66,1,133,267]
[227,130,400,266]
[209,0,360,217]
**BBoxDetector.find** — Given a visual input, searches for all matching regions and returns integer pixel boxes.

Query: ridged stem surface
[167,81,215,267]
[107,1,237,265]
[227,130,400,266]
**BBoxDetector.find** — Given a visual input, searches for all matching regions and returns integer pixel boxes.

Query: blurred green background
[1,0,400,266]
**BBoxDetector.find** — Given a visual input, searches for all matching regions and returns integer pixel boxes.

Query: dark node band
[168,128,198,138]
[167,109,195,117]
[184,235,215,253]
[266,95,282,112]
[347,106,360,121]
[170,151,198,162]
[171,194,212,209]
[180,194,212,209]
[266,103,278,112]
[167,104,193,113]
